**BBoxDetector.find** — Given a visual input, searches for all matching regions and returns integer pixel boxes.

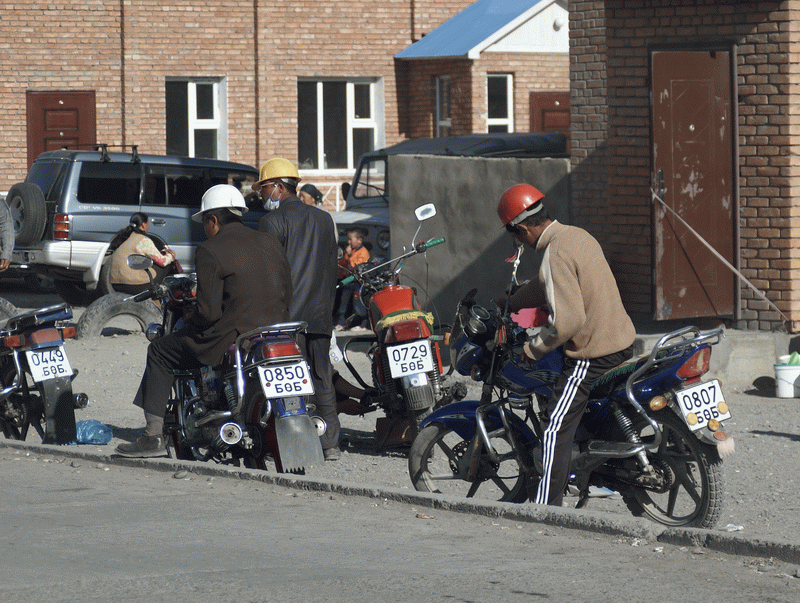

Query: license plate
[26,346,73,383]
[387,340,434,378]
[258,361,315,398]
[675,379,731,431]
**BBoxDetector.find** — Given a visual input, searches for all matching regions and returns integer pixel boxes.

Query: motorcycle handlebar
[130,287,156,303]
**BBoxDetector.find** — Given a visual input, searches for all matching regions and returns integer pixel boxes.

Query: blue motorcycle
[408,284,735,528]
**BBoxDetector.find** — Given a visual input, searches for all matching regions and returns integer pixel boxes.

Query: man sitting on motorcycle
[498,184,636,507]
[116,184,293,457]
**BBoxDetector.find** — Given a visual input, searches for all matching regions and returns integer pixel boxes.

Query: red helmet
[497,184,545,227]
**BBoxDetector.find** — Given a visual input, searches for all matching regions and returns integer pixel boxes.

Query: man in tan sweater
[498,183,636,507]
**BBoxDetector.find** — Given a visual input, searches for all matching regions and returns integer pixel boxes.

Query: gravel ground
[2,281,799,546]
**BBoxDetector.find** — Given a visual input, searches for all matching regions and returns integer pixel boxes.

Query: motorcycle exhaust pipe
[218,422,243,446]
[312,416,327,436]
[73,393,89,409]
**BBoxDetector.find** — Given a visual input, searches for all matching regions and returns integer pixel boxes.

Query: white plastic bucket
[774,355,800,398]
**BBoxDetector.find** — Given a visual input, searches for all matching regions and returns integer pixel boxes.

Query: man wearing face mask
[255,158,342,461]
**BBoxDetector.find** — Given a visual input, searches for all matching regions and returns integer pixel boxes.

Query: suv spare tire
[5,182,47,246]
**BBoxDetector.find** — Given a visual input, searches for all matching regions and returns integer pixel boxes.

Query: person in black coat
[116,184,292,457]
[255,158,341,460]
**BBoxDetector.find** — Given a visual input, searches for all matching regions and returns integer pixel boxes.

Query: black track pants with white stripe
[533,346,633,506]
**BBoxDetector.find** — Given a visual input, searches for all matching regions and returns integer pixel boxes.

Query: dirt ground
[2,277,799,546]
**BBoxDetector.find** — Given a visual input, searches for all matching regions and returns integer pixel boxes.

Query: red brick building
[570,0,800,331]
[0,0,569,209]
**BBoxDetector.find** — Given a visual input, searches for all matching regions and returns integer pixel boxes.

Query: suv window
[77,161,141,205]
[143,165,205,207]
[26,159,69,201]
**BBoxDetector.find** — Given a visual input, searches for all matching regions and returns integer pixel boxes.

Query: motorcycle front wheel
[408,421,532,503]
[616,410,724,529]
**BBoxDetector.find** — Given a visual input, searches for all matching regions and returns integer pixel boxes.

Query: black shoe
[115,434,167,458]
[323,446,341,461]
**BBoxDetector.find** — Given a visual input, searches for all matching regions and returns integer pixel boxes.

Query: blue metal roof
[395,0,545,60]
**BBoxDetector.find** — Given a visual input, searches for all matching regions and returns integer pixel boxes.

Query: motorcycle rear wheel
[616,410,724,529]
[408,421,532,503]
[0,362,45,441]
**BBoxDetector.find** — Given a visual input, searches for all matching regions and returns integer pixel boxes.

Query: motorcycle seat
[589,354,646,397]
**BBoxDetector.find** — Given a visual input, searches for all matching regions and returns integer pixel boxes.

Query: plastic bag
[75,420,113,445]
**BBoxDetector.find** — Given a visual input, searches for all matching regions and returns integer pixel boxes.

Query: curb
[3,438,799,565]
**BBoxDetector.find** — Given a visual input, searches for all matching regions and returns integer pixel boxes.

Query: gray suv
[6,146,261,305]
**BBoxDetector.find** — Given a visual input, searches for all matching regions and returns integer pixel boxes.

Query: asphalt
[3,433,799,566]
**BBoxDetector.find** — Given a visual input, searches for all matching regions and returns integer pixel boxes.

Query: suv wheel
[5,183,47,246]
[53,279,101,307]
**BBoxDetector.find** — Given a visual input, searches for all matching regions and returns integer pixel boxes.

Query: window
[166,78,227,159]
[297,79,383,170]
[487,74,514,133]
[435,75,451,137]
[77,162,141,205]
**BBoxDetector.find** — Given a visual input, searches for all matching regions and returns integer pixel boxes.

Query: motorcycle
[0,303,88,443]
[339,203,466,448]
[125,254,325,473]
[407,245,735,528]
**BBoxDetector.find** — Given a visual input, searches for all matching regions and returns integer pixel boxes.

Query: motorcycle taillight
[261,341,301,359]
[676,347,710,382]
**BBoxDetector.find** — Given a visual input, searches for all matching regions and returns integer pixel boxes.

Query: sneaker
[334,324,345,332]
[351,325,367,332]
[323,446,342,461]
[115,434,167,458]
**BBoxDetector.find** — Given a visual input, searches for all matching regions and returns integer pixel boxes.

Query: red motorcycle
[339,204,466,448]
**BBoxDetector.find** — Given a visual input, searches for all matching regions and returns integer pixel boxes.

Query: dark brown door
[26,90,97,168]
[651,50,735,320]
[529,91,570,148]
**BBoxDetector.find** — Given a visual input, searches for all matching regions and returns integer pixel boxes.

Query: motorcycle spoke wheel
[408,422,530,503]
[620,410,724,529]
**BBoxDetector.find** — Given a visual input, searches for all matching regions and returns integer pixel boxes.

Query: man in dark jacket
[116,184,292,457]
[255,158,341,460]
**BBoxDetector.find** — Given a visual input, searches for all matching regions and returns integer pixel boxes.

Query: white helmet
[191,184,249,222]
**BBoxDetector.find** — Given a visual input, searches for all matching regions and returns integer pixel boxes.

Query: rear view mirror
[415,203,436,222]
[127,254,154,271]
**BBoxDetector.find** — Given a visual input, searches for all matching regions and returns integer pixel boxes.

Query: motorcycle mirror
[414,203,436,222]
[127,254,154,271]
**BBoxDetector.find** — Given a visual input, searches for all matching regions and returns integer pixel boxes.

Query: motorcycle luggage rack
[624,326,724,442]
[231,321,308,408]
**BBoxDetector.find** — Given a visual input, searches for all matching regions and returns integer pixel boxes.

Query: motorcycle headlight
[145,323,164,342]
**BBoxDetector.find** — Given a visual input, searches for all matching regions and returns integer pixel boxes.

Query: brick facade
[570,0,800,331]
[0,0,476,188]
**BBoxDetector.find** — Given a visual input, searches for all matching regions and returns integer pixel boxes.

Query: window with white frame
[297,79,383,170]
[165,78,227,159]
[435,75,451,137]
[487,73,514,133]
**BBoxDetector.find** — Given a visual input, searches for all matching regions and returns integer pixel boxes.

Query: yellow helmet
[252,158,301,192]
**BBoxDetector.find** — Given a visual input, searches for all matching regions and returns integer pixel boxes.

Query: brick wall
[571,0,800,331]
[0,1,474,188]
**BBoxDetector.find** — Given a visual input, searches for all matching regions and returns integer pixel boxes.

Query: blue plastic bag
[75,420,113,445]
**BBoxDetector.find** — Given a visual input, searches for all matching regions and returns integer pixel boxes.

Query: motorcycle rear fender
[419,399,539,447]
[273,413,325,472]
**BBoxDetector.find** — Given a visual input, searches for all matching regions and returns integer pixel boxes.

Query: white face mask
[263,196,280,211]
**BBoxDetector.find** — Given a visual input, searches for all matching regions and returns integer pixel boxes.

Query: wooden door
[26,90,97,168]
[651,50,736,320]
[529,91,570,149]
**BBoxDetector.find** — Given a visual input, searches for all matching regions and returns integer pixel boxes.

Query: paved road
[1,447,798,603]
